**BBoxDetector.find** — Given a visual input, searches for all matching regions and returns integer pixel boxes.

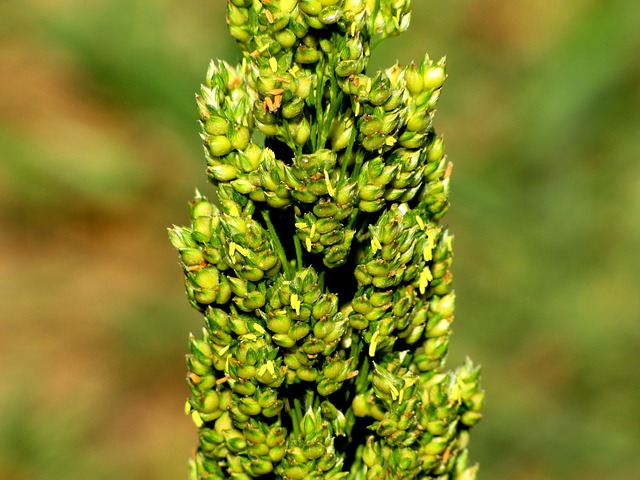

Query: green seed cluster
[170,1,482,479]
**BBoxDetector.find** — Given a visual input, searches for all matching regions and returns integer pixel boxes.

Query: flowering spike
[171,2,482,478]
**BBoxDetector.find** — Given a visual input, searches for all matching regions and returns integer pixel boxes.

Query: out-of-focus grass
[1,1,639,479]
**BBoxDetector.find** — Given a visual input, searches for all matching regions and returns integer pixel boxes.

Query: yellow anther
[399,377,416,404]
[290,65,299,76]
[305,237,312,252]
[258,364,268,376]
[229,204,240,217]
[229,242,248,257]
[269,57,278,73]
[427,227,437,243]
[354,102,361,116]
[388,382,399,400]
[291,294,301,315]
[295,222,308,229]
[191,411,204,427]
[218,344,230,356]
[253,323,266,334]
[241,333,257,341]
[324,169,336,197]
[184,400,192,415]
[416,216,425,230]
[419,268,433,294]
[451,382,462,403]
[265,9,274,23]
[369,331,380,357]
[266,360,275,376]
[385,136,397,147]
[310,223,317,239]
[423,245,433,262]
[371,236,382,254]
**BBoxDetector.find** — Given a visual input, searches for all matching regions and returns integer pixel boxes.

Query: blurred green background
[1,0,639,479]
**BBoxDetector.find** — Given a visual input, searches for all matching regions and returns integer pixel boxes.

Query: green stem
[319,72,343,149]
[350,148,366,183]
[262,209,293,279]
[292,397,304,438]
[339,125,358,183]
[347,207,360,231]
[313,64,326,150]
[294,234,304,270]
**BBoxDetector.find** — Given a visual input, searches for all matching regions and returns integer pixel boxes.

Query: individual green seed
[427,136,445,162]
[209,164,238,182]
[361,133,387,151]
[266,311,292,334]
[239,266,264,283]
[297,366,318,382]
[238,397,262,416]
[303,443,326,460]
[323,359,347,380]
[364,306,388,322]
[194,288,217,305]
[359,116,383,136]
[215,277,232,304]
[302,337,326,354]
[282,97,305,119]
[231,380,257,396]
[336,59,362,77]
[230,126,250,151]
[225,435,247,453]
[269,444,286,462]
[334,182,357,205]
[236,364,256,379]
[405,63,423,96]
[201,390,220,413]
[195,268,219,289]
[319,6,341,24]
[300,0,322,15]
[317,378,341,395]
[295,45,321,64]
[352,295,372,314]
[227,3,249,26]
[284,465,308,480]
[372,274,398,289]
[250,458,273,476]
[289,323,310,340]
[284,352,302,369]
[406,111,430,132]
[204,116,229,136]
[359,198,385,212]
[247,442,269,458]
[229,25,251,43]
[423,65,446,90]
[275,29,297,48]
[352,394,369,417]
[266,426,287,448]
[461,410,483,427]
[208,136,233,156]
[273,334,296,348]
[354,265,372,285]
[227,276,248,297]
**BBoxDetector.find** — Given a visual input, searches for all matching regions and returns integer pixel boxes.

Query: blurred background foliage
[1,0,639,478]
